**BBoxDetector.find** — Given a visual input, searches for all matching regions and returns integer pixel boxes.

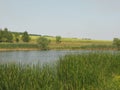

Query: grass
[0,43,38,49]
[0,52,120,90]
[47,36,113,50]
[80,44,116,50]
[57,52,120,90]
[0,35,113,50]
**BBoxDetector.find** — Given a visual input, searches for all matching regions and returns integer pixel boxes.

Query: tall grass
[0,52,120,90]
[0,64,56,90]
[80,44,115,50]
[57,52,120,89]
[0,43,38,49]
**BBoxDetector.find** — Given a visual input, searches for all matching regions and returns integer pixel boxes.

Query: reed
[0,43,38,49]
[0,52,120,90]
[57,52,120,89]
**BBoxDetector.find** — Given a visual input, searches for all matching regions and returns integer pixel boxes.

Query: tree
[0,28,13,42]
[37,36,51,50]
[113,38,120,50]
[0,29,2,42]
[2,28,9,42]
[7,31,13,42]
[14,32,20,42]
[56,36,62,43]
[22,31,30,42]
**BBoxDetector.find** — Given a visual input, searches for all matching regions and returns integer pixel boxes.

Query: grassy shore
[0,43,115,51]
[0,35,114,50]
[0,53,120,90]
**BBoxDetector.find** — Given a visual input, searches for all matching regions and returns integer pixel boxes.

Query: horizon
[0,0,120,40]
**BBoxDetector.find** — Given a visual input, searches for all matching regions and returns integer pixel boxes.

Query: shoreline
[0,48,40,51]
[0,48,117,51]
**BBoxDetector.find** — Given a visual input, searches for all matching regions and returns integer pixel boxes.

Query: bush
[37,36,51,50]
[113,38,120,50]
[21,31,30,42]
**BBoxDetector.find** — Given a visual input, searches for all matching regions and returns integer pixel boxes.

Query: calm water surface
[0,50,115,65]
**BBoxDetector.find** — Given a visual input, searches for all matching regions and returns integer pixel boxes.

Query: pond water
[0,50,88,65]
[0,50,115,65]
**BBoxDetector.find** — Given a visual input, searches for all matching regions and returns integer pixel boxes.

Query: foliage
[37,36,51,50]
[80,44,115,50]
[21,31,30,42]
[56,36,61,43]
[0,43,38,49]
[13,32,20,42]
[0,28,13,42]
[0,27,114,50]
[113,38,120,50]
[57,53,120,89]
[0,53,120,89]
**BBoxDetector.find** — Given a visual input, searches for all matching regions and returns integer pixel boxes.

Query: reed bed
[0,43,38,49]
[0,52,120,90]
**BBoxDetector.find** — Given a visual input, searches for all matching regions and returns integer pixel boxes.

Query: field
[0,35,114,50]
[23,35,115,50]
[0,52,120,90]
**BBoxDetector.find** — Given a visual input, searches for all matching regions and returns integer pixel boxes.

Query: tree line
[0,28,62,50]
[0,28,30,43]
[0,28,13,42]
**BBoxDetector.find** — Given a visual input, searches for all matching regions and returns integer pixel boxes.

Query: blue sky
[0,0,120,40]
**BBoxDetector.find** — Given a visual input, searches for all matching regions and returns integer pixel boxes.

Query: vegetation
[0,43,38,49]
[0,53,120,90]
[0,28,13,42]
[113,38,120,50]
[0,28,30,43]
[37,36,51,50]
[56,36,62,43]
[0,28,115,50]
[80,44,115,50]
[21,31,30,42]
[13,32,20,42]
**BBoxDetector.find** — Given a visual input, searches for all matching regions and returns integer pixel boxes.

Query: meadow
[0,43,38,49]
[0,34,115,50]
[0,52,120,90]
[21,35,115,50]
[0,35,114,50]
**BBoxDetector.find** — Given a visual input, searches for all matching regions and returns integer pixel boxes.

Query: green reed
[0,43,38,49]
[57,52,120,89]
[0,52,120,90]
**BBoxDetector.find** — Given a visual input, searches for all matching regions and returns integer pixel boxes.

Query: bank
[0,43,117,51]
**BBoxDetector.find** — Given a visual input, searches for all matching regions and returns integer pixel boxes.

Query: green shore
[0,34,115,51]
[0,53,120,90]
[0,40,116,51]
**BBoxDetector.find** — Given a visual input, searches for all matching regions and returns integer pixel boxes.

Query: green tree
[2,28,9,42]
[37,36,51,50]
[0,29,2,42]
[0,28,13,42]
[22,31,30,42]
[7,31,13,42]
[14,32,20,42]
[113,38,120,50]
[56,36,62,43]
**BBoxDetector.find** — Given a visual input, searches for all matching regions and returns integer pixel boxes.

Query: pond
[0,50,115,65]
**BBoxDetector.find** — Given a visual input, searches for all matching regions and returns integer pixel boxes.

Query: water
[0,50,85,65]
[0,50,116,65]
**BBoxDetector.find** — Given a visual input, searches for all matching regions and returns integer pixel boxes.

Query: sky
[0,0,120,40]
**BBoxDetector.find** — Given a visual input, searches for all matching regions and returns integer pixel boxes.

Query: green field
[0,35,114,50]
[23,35,114,50]
[0,52,120,90]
